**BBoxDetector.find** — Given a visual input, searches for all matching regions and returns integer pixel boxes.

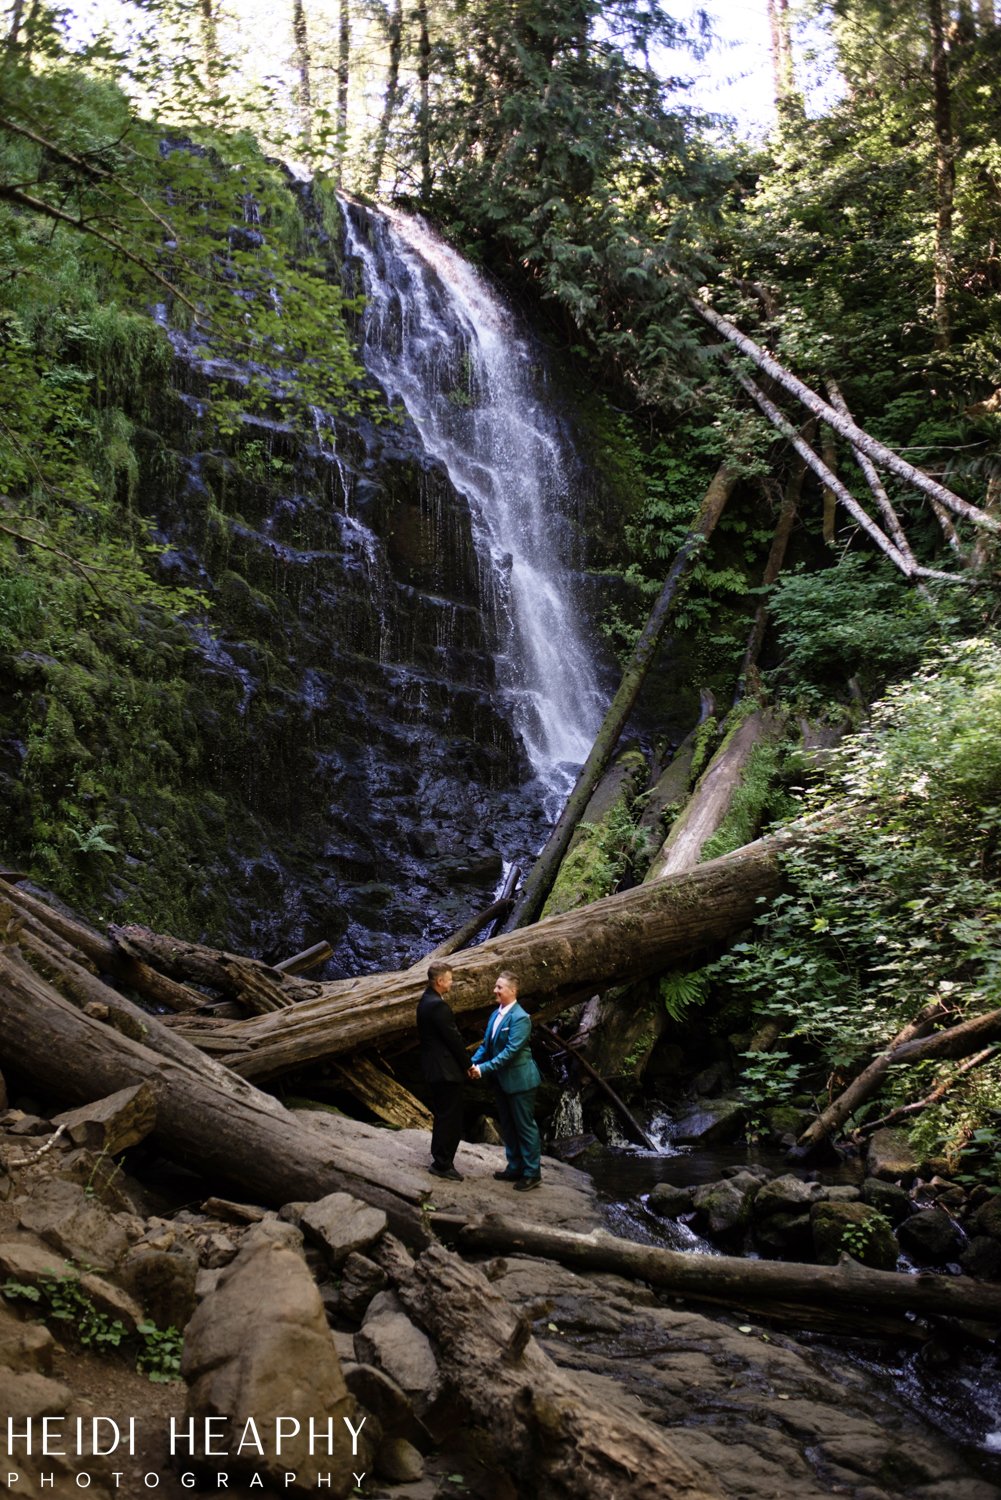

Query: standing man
[470,970,542,1191]
[416,960,468,1182]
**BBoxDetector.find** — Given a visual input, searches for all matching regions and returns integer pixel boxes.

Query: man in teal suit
[470,970,542,1190]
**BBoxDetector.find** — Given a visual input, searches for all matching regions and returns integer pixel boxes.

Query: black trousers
[427,1080,464,1168]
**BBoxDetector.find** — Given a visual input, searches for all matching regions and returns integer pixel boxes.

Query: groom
[470,970,542,1190]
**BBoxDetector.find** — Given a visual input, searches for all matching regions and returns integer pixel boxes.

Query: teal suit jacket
[472,1002,541,1094]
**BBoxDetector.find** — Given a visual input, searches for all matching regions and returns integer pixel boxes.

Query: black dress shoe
[493,1169,521,1181]
[513,1176,541,1191]
[429,1164,463,1181]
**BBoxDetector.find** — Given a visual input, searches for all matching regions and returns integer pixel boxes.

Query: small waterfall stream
[343,201,606,817]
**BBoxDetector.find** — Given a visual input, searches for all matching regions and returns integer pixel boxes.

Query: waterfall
[342,201,605,816]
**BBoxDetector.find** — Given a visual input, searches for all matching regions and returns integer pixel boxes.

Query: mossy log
[645,708,782,881]
[432,1212,1001,1326]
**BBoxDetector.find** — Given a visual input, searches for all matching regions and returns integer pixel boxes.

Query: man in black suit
[416,960,468,1181]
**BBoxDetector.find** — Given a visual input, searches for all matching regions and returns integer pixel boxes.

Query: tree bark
[108,923,317,1012]
[336,0,350,185]
[507,462,740,930]
[291,0,314,152]
[736,460,804,696]
[389,1240,725,1500]
[416,0,431,201]
[688,296,1001,534]
[928,0,955,349]
[430,1213,1001,1325]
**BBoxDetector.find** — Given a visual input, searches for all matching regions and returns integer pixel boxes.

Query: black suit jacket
[416,987,468,1083]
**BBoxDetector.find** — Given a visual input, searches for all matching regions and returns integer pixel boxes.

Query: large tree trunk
[291,0,314,152]
[416,0,431,201]
[336,0,350,185]
[507,462,740,930]
[0,945,430,1244]
[180,829,792,1081]
[431,1213,1001,1324]
[388,1241,724,1500]
[369,0,402,194]
[928,0,955,349]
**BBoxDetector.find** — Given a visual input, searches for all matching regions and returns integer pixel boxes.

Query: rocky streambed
[1,1085,1000,1500]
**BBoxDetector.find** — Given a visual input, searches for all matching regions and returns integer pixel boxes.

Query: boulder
[966,1193,1001,1243]
[752,1174,825,1219]
[752,1210,814,1260]
[866,1128,919,1186]
[355,1290,440,1415]
[181,1229,360,1496]
[959,1235,1001,1281]
[17,1177,131,1271]
[896,1208,963,1265]
[860,1177,912,1225]
[51,1083,157,1156]
[119,1244,198,1331]
[672,1098,747,1145]
[343,1362,425,1446]
[690,1173,759,1238]
[811,1201,899,1270]
[329,1251,388,1322]
[300,1191,388,1268]
[647,1182,694,1219]
[376,1436,424,1483]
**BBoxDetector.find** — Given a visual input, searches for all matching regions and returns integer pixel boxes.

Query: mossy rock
[811,1201,899,1270]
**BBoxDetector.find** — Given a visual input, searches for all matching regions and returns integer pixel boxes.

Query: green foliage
[660,968,708,1024]
[767,555,947,706]
[1,1270,183,1381]
[542,795,651,917]
[712,638,1001,1153]
[135,1320,184,1382]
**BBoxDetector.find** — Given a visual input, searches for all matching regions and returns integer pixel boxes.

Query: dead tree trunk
[735,463,803,696]
[688,296,1001,534]
[389,1241,725,1500]
[0,944,430,1244]
[793,1000,952,1156]
[507,462,741,930]
[180,827,795,1081]
[431,1213,1001,1325]
[645,708,782,881]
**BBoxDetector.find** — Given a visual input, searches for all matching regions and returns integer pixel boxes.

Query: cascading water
[342,202,606,818]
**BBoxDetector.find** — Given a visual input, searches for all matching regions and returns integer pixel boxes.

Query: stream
[581,1119,1001,1486]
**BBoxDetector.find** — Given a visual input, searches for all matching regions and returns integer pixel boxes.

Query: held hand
[468,1064,481,1080]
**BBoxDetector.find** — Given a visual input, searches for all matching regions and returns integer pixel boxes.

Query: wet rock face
[137,199,601,972]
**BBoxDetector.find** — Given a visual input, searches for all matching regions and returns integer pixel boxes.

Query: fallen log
[434,1212,1001,1326]
[177,828,795,1081]
[0,943,431,1245]
[331,1054,434,1130]
[507,461,741,930]
[645,707,782,881]
[1,880,205,1013]
[688,294,1001,535]
[108,923,318,1012]
[387,1239,724,1500]
[736,457,805,697]
[856,1046,998,1137]
[793,999,951,1157]
[418,882,518,964]
[275,940,333,975]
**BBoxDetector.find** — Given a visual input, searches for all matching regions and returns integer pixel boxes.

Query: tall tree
[292,0,314,151]
[927,0,955,347]
[369,0,402,194]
